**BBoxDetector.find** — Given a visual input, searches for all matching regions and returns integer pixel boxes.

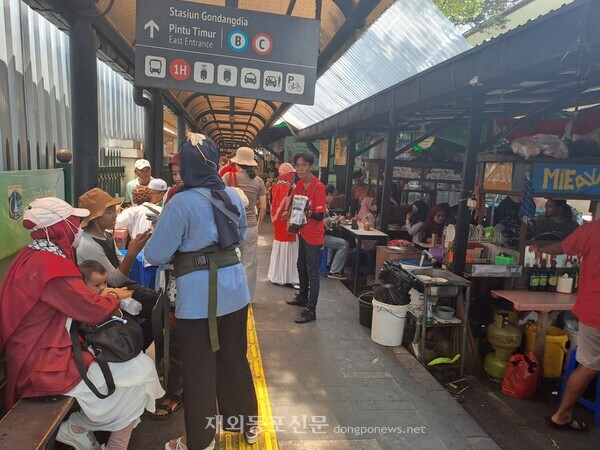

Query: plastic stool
[350,248,376,277]
[319,247,328,276]
[559,347,600,425]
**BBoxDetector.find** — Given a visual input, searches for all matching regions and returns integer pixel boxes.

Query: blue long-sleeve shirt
[144,187,250,319]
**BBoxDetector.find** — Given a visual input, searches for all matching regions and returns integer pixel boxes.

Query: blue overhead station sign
[135,0,320,105]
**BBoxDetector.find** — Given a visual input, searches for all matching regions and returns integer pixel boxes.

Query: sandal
[165,437,187,450]
[151,397,183,421]
[165,436,217,450]
[545,416,588,432]
[245,426,261,445]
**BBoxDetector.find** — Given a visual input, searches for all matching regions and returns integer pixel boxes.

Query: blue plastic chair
[120,249,157,289]
[559,347,600,425]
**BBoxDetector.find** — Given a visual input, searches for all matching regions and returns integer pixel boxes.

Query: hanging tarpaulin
[334,137,347,165]
[483,162,514,191]
[0,170,65,259]
[319,140,328,168]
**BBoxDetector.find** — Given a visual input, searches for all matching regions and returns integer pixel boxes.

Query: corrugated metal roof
[283,0,471,130]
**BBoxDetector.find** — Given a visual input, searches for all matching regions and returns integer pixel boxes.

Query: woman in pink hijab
[356,196,377,222]
[267,163,299,286]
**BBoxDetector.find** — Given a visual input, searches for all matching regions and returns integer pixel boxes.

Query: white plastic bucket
[371,299,409,346]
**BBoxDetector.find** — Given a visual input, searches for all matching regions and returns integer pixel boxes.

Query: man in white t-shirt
[116,185,162,238]
[124,159,154,205]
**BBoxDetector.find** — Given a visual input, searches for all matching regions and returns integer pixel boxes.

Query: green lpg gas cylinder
[484,311,523,382]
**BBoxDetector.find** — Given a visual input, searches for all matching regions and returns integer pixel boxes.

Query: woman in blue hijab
[145,134,259,450]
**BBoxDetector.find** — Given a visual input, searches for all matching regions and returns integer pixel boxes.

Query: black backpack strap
[69,320,116,399]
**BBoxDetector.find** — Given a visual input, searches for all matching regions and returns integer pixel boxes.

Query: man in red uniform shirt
[532,219,600,431]
[284,152,326,323]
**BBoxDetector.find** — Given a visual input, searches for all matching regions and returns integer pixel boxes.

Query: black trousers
[297,236,322,312]
[179,305,258,449]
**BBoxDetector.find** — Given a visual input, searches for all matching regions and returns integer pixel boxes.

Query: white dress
[268,239,299,285]
[66,352,164,432]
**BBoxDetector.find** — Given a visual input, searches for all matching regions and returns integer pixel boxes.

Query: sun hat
[278,162,296,175]
[23,197,89,231]
[78,188,124,227]
[148,178,168,192]
[230,147,257,167]
[134,159,151,170]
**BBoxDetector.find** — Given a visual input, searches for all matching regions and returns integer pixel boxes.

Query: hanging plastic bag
[502,351,539,399]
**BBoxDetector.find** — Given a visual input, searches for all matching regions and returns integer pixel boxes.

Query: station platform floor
[129,225,498,449]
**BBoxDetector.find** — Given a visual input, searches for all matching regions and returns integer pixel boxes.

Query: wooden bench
[0,395,75,449]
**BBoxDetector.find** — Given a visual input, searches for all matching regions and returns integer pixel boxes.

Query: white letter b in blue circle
[228,30,248,52]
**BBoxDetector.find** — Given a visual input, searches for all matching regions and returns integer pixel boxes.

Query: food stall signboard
[483,162,513,191]
[532,163,600,195]
[393,166,421,179]
[424,168,462,181]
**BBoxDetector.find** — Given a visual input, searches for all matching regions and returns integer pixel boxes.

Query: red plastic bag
[502,352,539,399]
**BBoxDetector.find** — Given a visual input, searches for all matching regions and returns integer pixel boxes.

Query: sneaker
[57,421,102,450]
[245,426,261,445]
[328,272,347,280]
[286,295,307,306]
[295,309,316,323]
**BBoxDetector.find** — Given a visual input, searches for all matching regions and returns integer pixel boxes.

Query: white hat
[24,197,89,231]
[148,178,168,192]
[230,147,258,167]
[134,159,151,170]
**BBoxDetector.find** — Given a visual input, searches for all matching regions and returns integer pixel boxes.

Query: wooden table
[341,224,389,294]
[490,290,576,376]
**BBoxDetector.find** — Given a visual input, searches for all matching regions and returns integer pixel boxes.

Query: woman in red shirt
[0,197,163,449]
[268,163,299,286]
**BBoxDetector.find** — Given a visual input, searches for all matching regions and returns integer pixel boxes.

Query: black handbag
[69,310,144,399]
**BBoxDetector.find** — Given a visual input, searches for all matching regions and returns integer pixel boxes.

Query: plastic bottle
[547,260,558,292]
[426,300,434,325]
[571,258,579,293]
[539,260,548,291]
[529,262,540,291]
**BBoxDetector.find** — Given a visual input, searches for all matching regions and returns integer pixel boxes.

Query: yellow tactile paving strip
[217,304,279,449]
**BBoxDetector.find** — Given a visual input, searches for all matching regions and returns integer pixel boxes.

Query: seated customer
[534,198,579,239]
[415,204,446,244]
[405,200,428,242]
[77,188,159,349]
[115,185,162,239]
[0,197,163,450]
[324,184,349,280]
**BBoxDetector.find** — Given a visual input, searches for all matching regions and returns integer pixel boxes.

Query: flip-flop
[545,416,588,432]
[151,398,183,421]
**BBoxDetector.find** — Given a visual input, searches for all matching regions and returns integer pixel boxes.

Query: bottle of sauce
[571,258,579,293]
[547,260,558,292]
[539,260,548,291]
[529,262,540,291]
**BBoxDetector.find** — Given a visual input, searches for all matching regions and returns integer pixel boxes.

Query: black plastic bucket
[358,292,374,328]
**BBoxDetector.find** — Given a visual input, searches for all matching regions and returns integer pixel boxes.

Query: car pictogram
[265,75,278,87]
[244,72,257,84]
